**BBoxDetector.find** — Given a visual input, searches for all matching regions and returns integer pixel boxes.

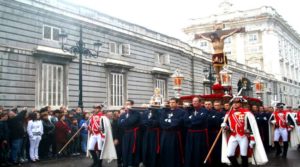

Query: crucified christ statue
[195,24,245,84]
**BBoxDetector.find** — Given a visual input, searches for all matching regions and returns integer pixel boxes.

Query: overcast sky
[68,0,300,40]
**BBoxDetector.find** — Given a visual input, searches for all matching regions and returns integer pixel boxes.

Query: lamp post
[171,68,184,98]
[203,65,215,94]
[59,25,102,110]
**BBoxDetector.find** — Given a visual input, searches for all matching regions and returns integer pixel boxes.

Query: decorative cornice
[103,58,134,69]
[151,67,172,76]
[33,45,76,59]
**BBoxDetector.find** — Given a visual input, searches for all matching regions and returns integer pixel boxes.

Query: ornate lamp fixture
[171,68,184,98]
[254,76,264,94]
[59,28,102,57]
[219,66,232,96]
[220,66,232,87]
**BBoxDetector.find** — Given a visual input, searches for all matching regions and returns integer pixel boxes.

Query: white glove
[221,123,228,129]
[288,125,294,131]
[249,140,256,148]
[164,119,171,123]
[271,120,276,124]
[189,115,192,119]
[82,123,87,128]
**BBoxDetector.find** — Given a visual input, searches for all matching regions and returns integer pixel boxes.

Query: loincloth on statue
[212,53,227,66]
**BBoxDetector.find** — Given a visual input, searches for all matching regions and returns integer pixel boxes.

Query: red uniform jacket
[88,112,105,137]
[228,108,249,136]
[274,110,289,128]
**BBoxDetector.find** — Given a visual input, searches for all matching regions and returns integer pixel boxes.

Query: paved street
[17,149,300,167]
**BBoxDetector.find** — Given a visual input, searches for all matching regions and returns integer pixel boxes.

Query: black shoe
[228,156,240,167]
[282,142,288,158]
[276,150,282,156]
[241,156,248,167]
[98,160,102,167]
[89,150,99,167]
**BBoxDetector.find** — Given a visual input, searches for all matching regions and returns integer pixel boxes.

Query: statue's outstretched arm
[220,28,242,40]
[195,33,212,42]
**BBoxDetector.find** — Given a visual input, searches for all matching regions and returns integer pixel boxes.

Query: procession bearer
[269,103,299,158]
[160,97,185,167]
[221,97,268,167]
[118,100,141,167]
[184,97,209,167]
[88,104,116,167]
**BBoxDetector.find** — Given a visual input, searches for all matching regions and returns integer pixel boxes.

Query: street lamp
[59,25,102,110]
[171,68,184,98]
[203,65,215,94]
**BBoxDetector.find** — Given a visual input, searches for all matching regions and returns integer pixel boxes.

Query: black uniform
[160,108,185,167]
[141,108,161,167]
[118,109,141,167]
[207,108,226,167]
[184,107,209,167]
[256,111,271,153]
[112,117,123,167]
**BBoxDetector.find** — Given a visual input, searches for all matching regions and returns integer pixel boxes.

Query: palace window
[155,53,170,65]
[109,73,124,107]
[43,25,60,41]
[109,42,131,56]
[248,33,258,43]
[40,63,64,107]
[155,79,167,99]
[200,41,208,47]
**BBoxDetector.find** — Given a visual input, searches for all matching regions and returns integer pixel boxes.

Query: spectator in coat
[0,111,10,166]
[79,112,90,154]
[70,118,80,156]
[55,114,71,156]
[7,108,28,165]
[39,108,55,159]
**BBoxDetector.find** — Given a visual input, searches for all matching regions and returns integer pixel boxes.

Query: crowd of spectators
[0,105,120,167]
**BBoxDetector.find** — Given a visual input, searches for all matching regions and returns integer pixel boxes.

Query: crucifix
[195,23,245,84]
